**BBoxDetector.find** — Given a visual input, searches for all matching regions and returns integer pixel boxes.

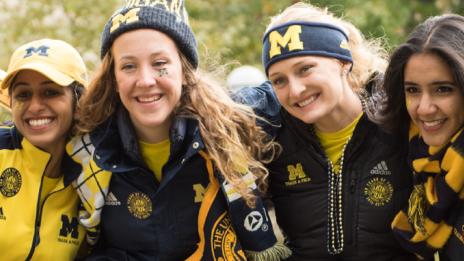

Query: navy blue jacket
[82,107,209,260]
[234,82,415,261]
[67,106,283,261]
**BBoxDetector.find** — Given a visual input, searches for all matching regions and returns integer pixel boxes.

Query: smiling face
[268,55,356,131]
[10,70,74,153]
[404,53,464,146]
[112,29,184,143]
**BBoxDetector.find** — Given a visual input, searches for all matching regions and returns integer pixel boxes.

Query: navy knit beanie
[101,0,198,68]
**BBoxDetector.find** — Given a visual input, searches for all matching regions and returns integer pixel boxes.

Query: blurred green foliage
[0,0,462,121]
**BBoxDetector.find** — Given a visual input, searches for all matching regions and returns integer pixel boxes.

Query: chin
[422,136,447,147]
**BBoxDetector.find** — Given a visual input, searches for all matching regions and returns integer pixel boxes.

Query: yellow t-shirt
[316,113,362,173]
[40,175,61,206]
[139,139,171,181]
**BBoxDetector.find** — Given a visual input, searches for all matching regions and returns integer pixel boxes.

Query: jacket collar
[8,126,82,186]
[92,105,205,172]
[281,109,373,163]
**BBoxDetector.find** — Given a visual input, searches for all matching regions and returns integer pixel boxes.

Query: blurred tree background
[0,0,463,119]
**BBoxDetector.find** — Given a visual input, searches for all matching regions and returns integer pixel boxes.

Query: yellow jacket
[0,127,85,260]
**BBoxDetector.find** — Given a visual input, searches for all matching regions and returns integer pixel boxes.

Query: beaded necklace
[326,137,350,255]
[326,91,366,255]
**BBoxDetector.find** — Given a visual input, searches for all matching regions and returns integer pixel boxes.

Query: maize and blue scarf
[392,124,464,259]
[67,134,291,261]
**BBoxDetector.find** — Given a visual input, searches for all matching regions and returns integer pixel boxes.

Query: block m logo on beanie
[125,0,186,21]
[269,25,304,59]
[24,45,50,58]
[101,0,198,67]
[110,7,140,33]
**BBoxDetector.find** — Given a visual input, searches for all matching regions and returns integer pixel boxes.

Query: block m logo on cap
[269,25,304,59]
[110,7,141,33]
[24,45,50,58]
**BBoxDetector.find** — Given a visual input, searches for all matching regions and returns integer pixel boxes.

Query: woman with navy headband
[234,2,414,260]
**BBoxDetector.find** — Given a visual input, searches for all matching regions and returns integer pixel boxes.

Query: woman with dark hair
[382,14,464,261]
[0,38,87,260]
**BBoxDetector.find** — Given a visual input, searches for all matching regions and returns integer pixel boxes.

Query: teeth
[423,120,443,127]
[298,95,317,107]
[138,95,161,103]
[28,118,52,127]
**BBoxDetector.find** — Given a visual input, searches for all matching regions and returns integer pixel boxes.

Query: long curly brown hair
[76,50,279,207]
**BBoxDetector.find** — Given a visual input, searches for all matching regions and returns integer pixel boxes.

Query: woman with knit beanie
[383,14,464,261]
[66,0,290,260]
[234,2,414,260]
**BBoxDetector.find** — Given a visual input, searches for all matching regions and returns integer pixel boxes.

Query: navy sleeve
[231,81,281,137]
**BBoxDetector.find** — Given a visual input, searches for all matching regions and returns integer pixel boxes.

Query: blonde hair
[266,2,387,90]
[76,50,278,207]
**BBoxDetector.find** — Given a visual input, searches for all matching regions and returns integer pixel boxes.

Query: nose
[28,94,45,113]
[416,94,437,116]
[288,78,306,100]
[136,65,157,88]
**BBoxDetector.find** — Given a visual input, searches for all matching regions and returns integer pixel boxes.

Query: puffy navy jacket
[234,82,415,261]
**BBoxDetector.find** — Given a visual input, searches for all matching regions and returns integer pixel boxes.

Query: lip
[135,93,163,104]
[25,117,54,130]
[295,93,319,108]
[420,119,446,132]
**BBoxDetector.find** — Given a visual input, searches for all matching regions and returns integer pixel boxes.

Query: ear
[341,62,352,75]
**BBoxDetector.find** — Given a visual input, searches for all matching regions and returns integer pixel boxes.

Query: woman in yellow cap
[0,38,87,260]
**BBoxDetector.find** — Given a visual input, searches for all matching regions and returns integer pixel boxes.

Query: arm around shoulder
[232,81,281,137]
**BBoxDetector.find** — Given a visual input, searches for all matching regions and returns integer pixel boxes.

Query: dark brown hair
[381,14,464,140]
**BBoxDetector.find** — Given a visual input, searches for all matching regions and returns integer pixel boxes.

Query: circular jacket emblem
[127,192,152,219]
[212,212,246,260]
[364,177,393,207]
[0,168,22,197]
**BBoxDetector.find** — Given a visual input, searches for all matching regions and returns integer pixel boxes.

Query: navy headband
[262,21,353,75]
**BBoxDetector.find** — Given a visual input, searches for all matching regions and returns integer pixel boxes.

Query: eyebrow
[12,80,57,88]
[403,80,455,86]
[270,61,305,77]
[118,51,166,61]
[268,71,280,78]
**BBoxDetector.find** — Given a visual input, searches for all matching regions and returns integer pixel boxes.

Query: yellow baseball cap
[1,39,88,90]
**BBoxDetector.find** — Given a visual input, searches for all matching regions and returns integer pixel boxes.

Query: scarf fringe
[245,242,292,261]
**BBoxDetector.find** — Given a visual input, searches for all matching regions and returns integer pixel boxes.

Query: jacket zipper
[24,158,51,260]
[343,139,364,247]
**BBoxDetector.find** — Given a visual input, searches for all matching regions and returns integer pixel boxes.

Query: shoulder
[232,81,280,112]
[232,81,282,135]
[360,73,386,118]
[66,118,117,166]
[356,113,407,152]
[0,126,21,150]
